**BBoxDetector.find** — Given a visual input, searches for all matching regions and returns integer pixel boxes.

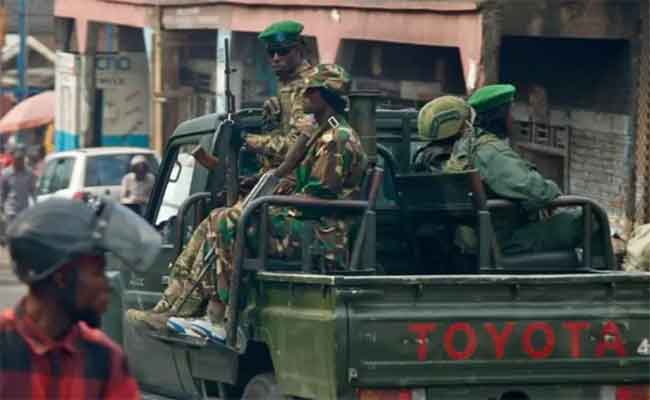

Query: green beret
[468,84,516,113]
[258,20,304,48]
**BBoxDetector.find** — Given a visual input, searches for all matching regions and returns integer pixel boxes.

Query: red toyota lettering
[562,321,590,358]
[595,321,626,357]
[444,322,478,360]
[522,322,555,359]
[484,322,515,359]
[408,323,437,361]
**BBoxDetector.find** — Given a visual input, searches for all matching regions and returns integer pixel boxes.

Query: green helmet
[304,64,351,97]
[417,96,472,142]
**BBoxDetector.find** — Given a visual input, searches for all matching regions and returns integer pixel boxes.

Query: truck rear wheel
[241,373,288,400]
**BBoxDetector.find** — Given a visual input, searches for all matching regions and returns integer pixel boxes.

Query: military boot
[125,309,171,331]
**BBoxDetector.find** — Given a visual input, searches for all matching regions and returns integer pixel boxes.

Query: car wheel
[241,373,289,400]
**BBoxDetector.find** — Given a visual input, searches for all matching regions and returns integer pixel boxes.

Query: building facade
[53,0,644,228]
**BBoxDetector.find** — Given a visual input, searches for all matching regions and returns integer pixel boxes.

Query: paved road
[0,247,25,310]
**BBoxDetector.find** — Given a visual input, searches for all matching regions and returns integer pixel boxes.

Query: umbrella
[0,90,54,134]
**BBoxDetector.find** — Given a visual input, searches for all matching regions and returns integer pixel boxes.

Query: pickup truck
[104,98,650,400]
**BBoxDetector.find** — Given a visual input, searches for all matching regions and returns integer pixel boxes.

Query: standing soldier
[129,64,367,332]
[0,198,162,399]
[127,20,319,327]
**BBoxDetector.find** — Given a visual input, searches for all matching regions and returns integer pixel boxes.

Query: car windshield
[37,157,76,195]
[85,153,159,187]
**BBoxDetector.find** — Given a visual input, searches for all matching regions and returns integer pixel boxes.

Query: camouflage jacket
[246,61,316,169]
[294,116,367,201]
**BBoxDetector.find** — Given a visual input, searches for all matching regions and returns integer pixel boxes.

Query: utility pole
[17,0,27,101]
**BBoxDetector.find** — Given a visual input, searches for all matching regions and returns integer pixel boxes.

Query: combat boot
[125,309,171,331]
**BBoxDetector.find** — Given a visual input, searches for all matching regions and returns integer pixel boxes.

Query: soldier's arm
[474,144,561,211]
[301,128,356,199]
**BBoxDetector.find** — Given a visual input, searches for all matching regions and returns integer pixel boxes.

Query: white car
[36,147,160,203]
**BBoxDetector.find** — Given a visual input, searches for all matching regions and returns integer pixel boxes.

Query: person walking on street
[0,143,36,224]
[120,155,156,215]
[0,197,162,399]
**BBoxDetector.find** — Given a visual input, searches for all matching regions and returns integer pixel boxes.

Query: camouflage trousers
[156,202,351,318]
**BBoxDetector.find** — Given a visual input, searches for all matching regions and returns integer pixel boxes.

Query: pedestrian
[27,144,46,178]
[0,143,36,224]
[120,155,156,215]
[0,197,162,398]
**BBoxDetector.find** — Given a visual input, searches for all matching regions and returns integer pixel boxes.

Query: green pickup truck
[104,98,650,400]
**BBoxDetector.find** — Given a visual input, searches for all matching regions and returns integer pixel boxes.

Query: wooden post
[151,7,165,155]
[79,21,98,148]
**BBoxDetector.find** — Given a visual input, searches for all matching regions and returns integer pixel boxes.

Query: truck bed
[254,272,650,398]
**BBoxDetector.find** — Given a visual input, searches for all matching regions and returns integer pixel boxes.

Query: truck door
[121,133,212,397]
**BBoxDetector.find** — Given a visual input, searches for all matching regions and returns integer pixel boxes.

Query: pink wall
[55,0,485,89]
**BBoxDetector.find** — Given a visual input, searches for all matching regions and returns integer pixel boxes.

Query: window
[155,144,204,226]
[84,153,159,187]
[37,157,75,195]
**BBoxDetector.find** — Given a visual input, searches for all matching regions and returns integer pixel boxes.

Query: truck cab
[105,105,650,400]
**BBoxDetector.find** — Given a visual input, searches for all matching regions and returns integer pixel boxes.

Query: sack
[624,224,650,272]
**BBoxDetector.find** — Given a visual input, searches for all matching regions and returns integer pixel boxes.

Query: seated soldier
[128,64,367,331]
[412,85,582,254]
[434,85,585,255]
[126,20,317,326]
[412,96,473,172]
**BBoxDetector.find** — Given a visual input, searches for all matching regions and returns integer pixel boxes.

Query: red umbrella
[0,90,54,134]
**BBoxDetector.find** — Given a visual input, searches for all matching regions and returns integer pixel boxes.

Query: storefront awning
[0,90,54,134]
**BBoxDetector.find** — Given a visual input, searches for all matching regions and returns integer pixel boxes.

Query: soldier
[129,64,367,331]
[443,84,585,255]
[244,19,317,170]
[412,96,475,173]
[126,20,318,326]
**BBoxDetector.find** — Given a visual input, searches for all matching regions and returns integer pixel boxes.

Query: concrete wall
[512,104,632,221]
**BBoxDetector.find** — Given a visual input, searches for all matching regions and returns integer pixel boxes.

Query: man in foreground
[0,197,162,398]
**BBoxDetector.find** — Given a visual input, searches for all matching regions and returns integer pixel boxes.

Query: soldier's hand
[295,115,317,138]
[263,97,281,120]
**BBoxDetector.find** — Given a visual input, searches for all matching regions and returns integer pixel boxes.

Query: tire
[241,373,288,400]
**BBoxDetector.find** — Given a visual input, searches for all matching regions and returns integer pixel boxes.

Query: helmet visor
[95,201,162,273]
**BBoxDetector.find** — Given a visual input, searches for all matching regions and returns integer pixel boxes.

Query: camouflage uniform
[209,113,367,307]
[127,21,317,326]
[127,64,365,328]
[206,64,365,307]
[246,60,316,171]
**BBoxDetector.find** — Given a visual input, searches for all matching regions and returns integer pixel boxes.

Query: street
[0,246,25,310]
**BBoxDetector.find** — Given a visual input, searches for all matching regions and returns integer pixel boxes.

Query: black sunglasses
[267,47,293,57]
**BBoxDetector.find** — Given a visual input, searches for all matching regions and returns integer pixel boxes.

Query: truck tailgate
[343,273,650,387]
